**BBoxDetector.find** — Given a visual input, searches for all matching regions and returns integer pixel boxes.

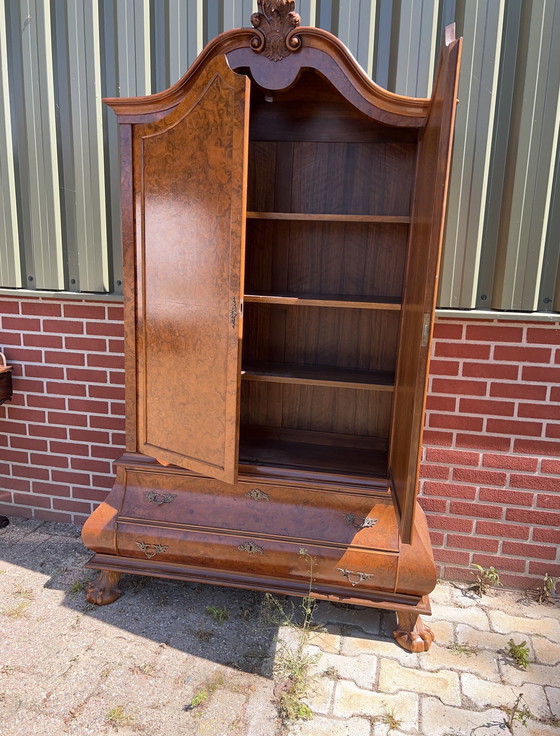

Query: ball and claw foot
[86,570,122,606]
[393,612,435,653]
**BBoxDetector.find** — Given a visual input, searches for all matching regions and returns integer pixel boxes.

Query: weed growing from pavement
[205,605,230,624]
[105,705,136,729]
[505,639,530,670]
[12,582,34,600]
[185,672,226,713]
[372,706,402,734]
[68,578,90,596]
[500,693,533,733]
[469,564,502,596]
[2,601,29,619]
[448,642,480,657]
[534,573,559,604]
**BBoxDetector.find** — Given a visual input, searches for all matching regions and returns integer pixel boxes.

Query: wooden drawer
[115,521,398,593]
[118,468,399,552]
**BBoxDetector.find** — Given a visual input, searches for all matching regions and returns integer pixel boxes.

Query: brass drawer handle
[145,491,176,506]
[245,488,269,501]
[344,514,378,530]
[135,541,168,559]
[238,541,264,555]
[337,568,374,587]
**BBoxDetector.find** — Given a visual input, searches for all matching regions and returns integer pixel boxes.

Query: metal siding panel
[542,143,560,312]
[492,0,560,311]
[20,0,64,290]
[338,0,376,76]
[394,0,438,97]
[169,0,203,86]
[117,0,151,97]
[0,0,20,287]
[439,0,504,308]
[298,0,317,26]
[373,0,392,88]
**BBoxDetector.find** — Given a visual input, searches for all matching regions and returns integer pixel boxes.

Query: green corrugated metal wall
[1,0,559,314]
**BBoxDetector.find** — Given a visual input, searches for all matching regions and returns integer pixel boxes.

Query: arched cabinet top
[104,6,460,129]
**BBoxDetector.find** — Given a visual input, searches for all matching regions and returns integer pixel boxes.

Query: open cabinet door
[389,28,462,543]
[133,55,250,484]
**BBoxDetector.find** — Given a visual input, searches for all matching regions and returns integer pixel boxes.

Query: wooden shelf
[242,361,394,392]
[239,426,388,479]
[247,211,410,224]
[244,292,402,310]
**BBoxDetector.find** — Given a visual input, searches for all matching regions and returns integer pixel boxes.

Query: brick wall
[0,296,559,592]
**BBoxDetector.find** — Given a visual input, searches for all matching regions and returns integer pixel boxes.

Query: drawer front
[118,469,399,552]
[116,521,398,592]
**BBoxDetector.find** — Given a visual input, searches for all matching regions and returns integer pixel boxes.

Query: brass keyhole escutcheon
[135,541,168,559]
[245,488,270,501]
[145,491,176,506]
[343,514,378,530]
[337,568,374,587]
[238,541,264,555]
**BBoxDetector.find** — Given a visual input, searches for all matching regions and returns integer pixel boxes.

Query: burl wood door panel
[115,522,398,592]
[117,469,399,552]
[133,54,250,484]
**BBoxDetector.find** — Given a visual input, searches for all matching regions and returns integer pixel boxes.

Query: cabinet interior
[239,70,419,480]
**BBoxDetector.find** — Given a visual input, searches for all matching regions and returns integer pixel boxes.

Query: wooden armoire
[82,0,461,653]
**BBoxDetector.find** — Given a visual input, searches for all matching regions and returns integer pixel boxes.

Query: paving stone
[308,626,342,654]
[429,582,455,606]
[531,636,560,665]
[342,633,420,666]
[304,675,334,714]
[430,604,490,630]
[488,609,560,642]
[312,601,381,635]
[545,686,560,718]
[307,647,377,690]
[421,697,508,736]
[378,658,461,706]
[419,642,501,681]
[461,673,550,719]
[287,715,371,736]
[333,680,418,730]
[427,618,454,645]
[500,660,560,689]
[456,623,536,656]
[513,722,560,736]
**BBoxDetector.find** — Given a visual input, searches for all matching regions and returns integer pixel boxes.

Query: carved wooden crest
[250,0,301,61]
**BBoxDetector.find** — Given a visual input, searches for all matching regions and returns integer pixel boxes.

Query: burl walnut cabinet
[82,0,462,652]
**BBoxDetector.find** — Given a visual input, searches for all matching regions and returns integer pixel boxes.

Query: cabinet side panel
[133,55,250,483]
[389,39,462,543]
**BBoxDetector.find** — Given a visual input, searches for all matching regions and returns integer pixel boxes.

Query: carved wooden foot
[86,570,122,605]
[393,612,435,652]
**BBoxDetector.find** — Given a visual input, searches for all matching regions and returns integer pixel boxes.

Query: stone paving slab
[1,517,559,736]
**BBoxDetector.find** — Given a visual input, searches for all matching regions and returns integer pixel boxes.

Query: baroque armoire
[82,0,462,653]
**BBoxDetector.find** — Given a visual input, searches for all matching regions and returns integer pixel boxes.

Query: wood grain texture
[133,55,250,483]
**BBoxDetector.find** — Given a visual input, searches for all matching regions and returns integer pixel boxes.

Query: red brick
[69,428,111,444]
[435,343,491,360]
[108,339,125,354]
[26,395,66,410]
[110,402,125,416]
[107,306,124,321]
[478,488,534,506]
[423,481,477,500]
[419,463,450,479]
[418,496,447,513]
[92,474,115,489]
[533,528,560,544]
[426,515,474,532]
[428,530,445,546]
[88,385,125,400]
[47,411,88,427]
[0,448,29,463]
[551,387,560,402]
[536,493,560,509]
[28,423,67,439]
[66,368,108,383]
[506,507,560,526]
[23,334,63,349]
[25,365,64,379]
[73,487,108,502]
[30,453,69,468]
[437,566,474,584]
[456,433,512,452]
[0,475,31,492]
[53,498,91,513]
[10,436,48,452]
[462,362,519,380]
[109,371,125,385]
[503,541,556,560]
[49,441,90,457]
[522,366,560,383]
[518,403,560,420]
[426,448,480,466]
[89,415,125,430]
[466,325,523,343]
[486,418,542,437]
[0,301,20,314]
[13,378,45,393]
[435,548,471,564]
[432,378,487,396]
[494,345,551,363]
[86,354,124,369]
[44,351,85,366]
[32,481,71,497]
[459,398,515,417]
[86,322,124,337]
[43,319,85,335]
[3,316,41,331]
[510,474,560,492]
[51,470,90,485]
[13,492,51,508]
[476,520,530,540]
[91,445,122,460]
[514,438,560,456]
[4,347,43,362]
[6,407,46,422]
[46,381,87,397]
[64,336,107,351]
[0,419,27,436]
[429,414,483,431]
[425,396,457,412]
[482,454,538,471]
[67,398,109,414]
[71,457,112,473]
[541,458,560,474]
[447,534,499,552]
[526,327,560,344]
[452,467,507,486]
[21,302,61,316]
[546,423,560,439]
[472,554,526,572]
[528,561,560,577]
[63,304,106,320]
[34,509,72,523]
[433,322,463,339]
[428,360,460,376]
[489,382,547,401]
[11,464,50,480]
[449,501,502,519]
[0,332,22,345]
